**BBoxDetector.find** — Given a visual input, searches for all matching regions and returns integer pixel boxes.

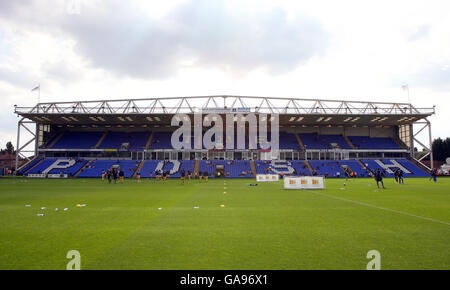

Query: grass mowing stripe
[306,190,450,227]
[85,181,201,269]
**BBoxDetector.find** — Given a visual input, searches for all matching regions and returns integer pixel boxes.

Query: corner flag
[402,84,410,103]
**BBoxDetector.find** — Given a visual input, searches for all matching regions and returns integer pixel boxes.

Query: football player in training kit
[180,169,186,184]
[119,169,124,183]
[163,170,168,184]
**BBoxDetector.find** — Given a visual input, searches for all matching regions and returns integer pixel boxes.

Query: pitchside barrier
[28,174,68,178]
[284,176,325,190]
[256,174,280,182]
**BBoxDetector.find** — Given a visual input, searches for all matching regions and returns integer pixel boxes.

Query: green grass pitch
[0,176,449,270]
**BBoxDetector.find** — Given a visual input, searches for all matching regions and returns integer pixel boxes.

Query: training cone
[220,205,225,208]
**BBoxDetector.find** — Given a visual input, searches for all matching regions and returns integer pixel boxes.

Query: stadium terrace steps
[16,157,37,173]
[150,132,172,149]
[145,132,303,150]
[52,131,104,149]
[308,160,370,177]
[74,160,91,177]
[197,160,253,178]
[19,158,430,178]
[77,160,142,178]
[347,136,400,149]
[254,160,309,176]
[341,160,369,176]
[140,160,195,178]
[47,159,89,176]
[145,132,154,150]
[26,158,58,175]
[132,160,145,178]
[94,132,108,149]
[250,160,256,177]
[279,133,301,149]
[18,157,42,175]
[309,160,343,177]
[357,159,372,174]
[408,157,431,174]
[360,158,429,177]
[295,134,306,150]
[285,161,311,176]
[139,160,161,177]
[343,135,356,149]
[22,158,88,176]
[393,137,408,149]
[250,160,257,177]
[194,160,199,175]
[304,160,314,175]
[298,133,351,150]
[98,132,151,150]
[23,158,44,175]
[46,132,65,149]
[44,131,405,151]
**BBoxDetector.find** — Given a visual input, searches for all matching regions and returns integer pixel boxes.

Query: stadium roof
[14,95,435,126]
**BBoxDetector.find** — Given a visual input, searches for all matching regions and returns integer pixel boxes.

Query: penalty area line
[306,190,450,227]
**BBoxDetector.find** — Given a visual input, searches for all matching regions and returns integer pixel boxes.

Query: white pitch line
[307,190,450,227]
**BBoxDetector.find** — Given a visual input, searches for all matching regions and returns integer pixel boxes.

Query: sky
[0,0,449,152]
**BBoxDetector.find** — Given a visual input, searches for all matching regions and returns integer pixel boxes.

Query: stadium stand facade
[14,96,435,178]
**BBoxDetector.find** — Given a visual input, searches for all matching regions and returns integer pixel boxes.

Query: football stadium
[0,95,447,270]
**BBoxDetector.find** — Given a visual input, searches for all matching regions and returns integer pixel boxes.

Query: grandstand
[13,96,435,179]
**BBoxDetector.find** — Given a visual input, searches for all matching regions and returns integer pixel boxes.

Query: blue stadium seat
[17,158,42,175]
[99,132,150,151]
[299,133,351,149]
[52,132,103,149]
[348,136,400,149]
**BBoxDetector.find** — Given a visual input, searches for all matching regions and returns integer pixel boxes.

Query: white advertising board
[27,174,68,178]
[284,176,325,190]
[27,174,46,178]
[48,174,68,178]
[256,174,280,182]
